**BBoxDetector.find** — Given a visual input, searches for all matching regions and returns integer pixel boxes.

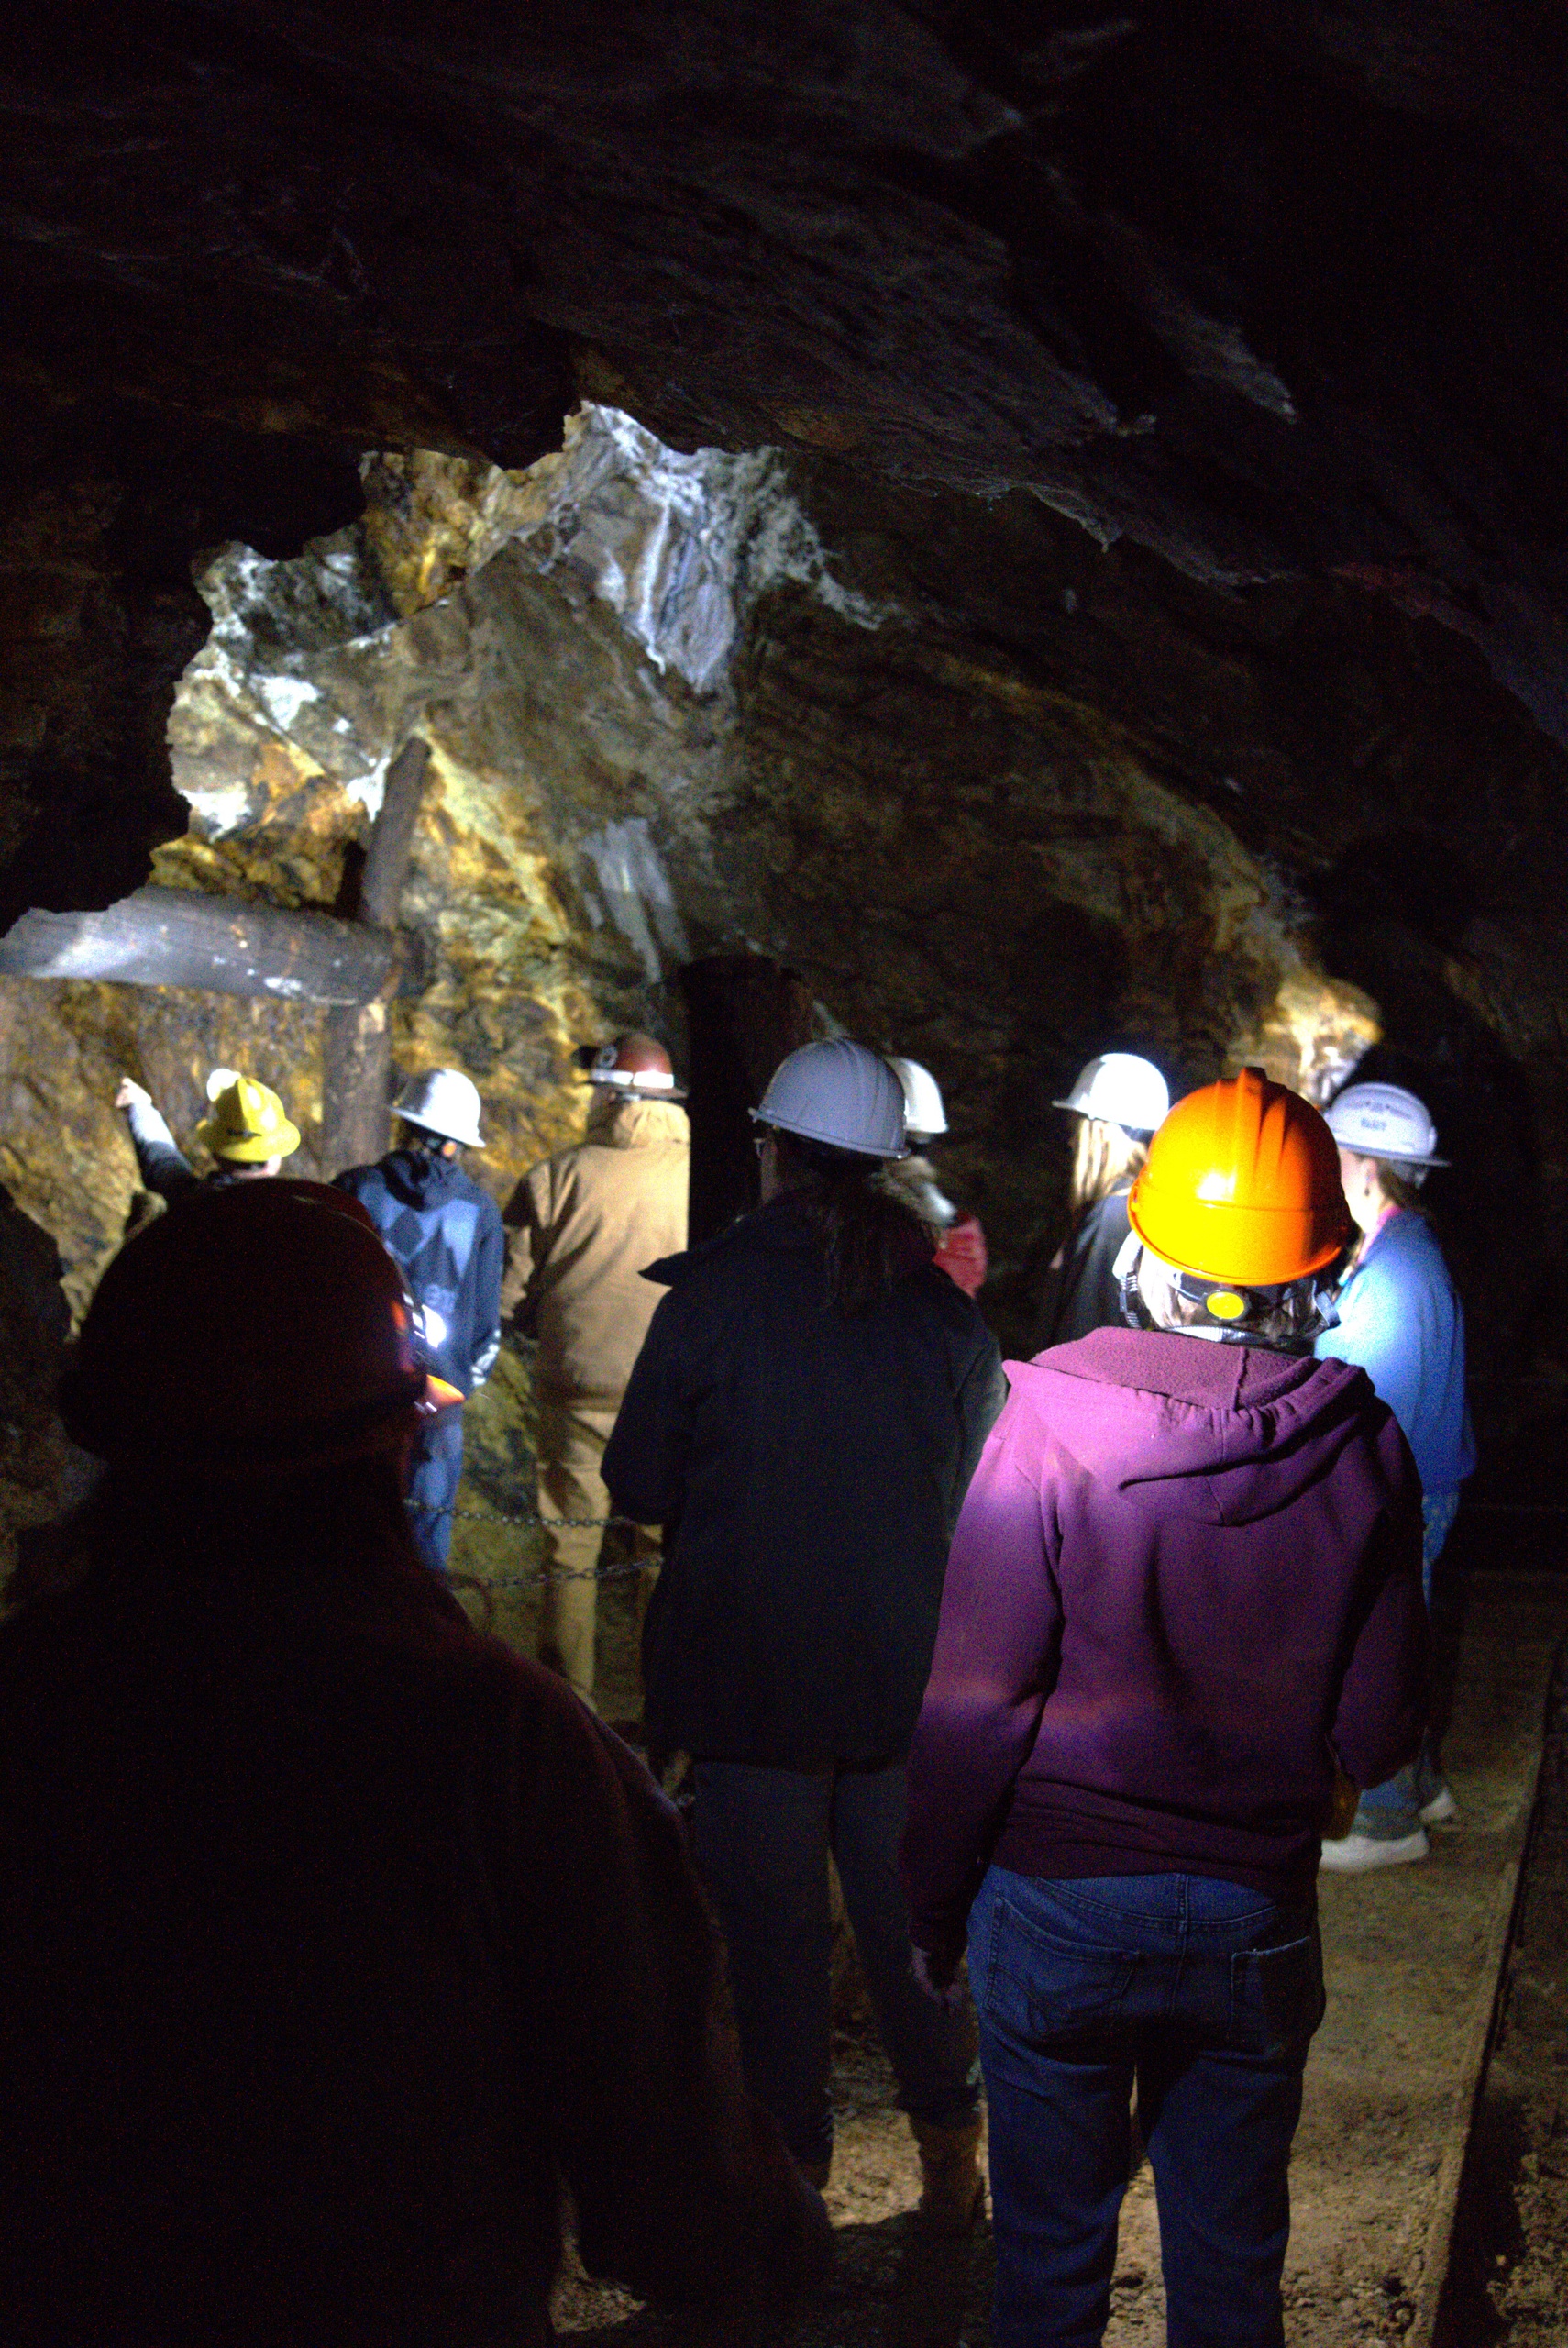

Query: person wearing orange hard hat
[902,1067,1428,2348]
[0,1179,823,2346]
[115,1066,301,1202]
[502,1032,690,1705]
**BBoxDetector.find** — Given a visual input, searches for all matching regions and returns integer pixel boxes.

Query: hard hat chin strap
[1115,1235,1340,1347]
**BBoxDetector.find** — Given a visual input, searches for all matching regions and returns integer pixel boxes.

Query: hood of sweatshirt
[376,1146,468,1211]
[1010,1325,1380,1526]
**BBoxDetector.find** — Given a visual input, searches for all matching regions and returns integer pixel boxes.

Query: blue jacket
[1315,1210,1475,1496]
[337,1148,504,1397]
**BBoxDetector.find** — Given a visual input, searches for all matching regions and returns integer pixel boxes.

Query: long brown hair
[1070,1116,1148,1212]
[1373,1161,1426,1215]
[773,1131,936,1313]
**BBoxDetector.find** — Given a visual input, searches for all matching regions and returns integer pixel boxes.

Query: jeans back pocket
[978,1888,1142,2050]
[1228,1922,1326,2060]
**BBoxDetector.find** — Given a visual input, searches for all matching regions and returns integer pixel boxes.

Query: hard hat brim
[585,1069,689,1101]
[197,1115,302,1162]
[1051,1097,1157,1135]
[1334,1143,1448,1169]
[751,1106,907,1160]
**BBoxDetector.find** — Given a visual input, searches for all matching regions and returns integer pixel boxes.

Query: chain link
[406,1500,653,1585]
[458,1561,652,1587]
[405,1503,635,1530]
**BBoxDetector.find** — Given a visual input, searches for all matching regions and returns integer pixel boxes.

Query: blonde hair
[1070,1117,1148,1212]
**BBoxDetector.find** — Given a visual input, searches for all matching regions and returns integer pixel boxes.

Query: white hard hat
[887,1058,947,1142]
[395,1067,485,1149]
[1324,1081,1446,1169]
[753,1039,907,1159]
[1054,1053,1170,1136]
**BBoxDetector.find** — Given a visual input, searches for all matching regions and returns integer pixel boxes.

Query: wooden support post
[319,737,431,1178]
[0,886,394,1003]
[679,954,815,1244]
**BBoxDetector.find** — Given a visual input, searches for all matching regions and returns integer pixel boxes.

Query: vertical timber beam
[679,954,815,1244]
[319,737,431,1177]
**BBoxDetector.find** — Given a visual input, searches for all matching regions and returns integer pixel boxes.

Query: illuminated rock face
[159,415,1396,1268]
[1,394,1564,1575]
[0,410,1439,1294]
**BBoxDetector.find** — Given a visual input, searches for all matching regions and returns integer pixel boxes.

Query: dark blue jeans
[404,1414,465,1574]
[692,1759,979,2169]
[969,1867,1324,2348]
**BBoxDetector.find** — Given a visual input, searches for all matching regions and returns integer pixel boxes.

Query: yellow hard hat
[196,1073,301,1164]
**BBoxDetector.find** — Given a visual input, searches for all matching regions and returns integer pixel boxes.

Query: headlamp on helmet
[1114,1231,1340,1348]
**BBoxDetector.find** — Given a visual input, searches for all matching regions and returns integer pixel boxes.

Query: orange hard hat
[1127,1066,1352,1287]
[63,1180,462,1476]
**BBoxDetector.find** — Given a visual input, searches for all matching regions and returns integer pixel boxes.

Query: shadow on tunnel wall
[1315,825,1568,1544]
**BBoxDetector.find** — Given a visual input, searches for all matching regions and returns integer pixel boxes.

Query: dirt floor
[454,1563,1568,2348]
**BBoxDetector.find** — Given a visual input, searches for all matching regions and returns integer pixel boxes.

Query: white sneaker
[1419,1785,1458,1826]
[1320,1827,1430,1873]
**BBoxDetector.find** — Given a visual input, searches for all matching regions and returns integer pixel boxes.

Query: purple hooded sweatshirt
[902,1327,1428,1968]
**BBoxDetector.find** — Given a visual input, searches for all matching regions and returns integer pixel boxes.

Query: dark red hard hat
[62,1180,462,1475]
[577,1030,686,1097]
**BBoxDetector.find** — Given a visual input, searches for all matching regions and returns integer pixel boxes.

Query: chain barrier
[407,1501,654,1586]
[458,1561,650,1587]
[407,1505,636,1530]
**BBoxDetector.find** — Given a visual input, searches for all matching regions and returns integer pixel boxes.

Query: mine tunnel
[2,7,1567,2343]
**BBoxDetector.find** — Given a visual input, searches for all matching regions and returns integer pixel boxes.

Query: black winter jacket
[602,1194,1008,1770]
[1033,1186,1133,1348]
[337,1149,504,1395]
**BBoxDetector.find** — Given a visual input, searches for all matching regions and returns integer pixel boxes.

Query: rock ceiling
[6,2,1568,917]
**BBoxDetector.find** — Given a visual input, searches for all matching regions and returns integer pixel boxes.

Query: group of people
[0,1029,1469,2346]
[1028,1049,1472,1869]
[115,1034,988,1698]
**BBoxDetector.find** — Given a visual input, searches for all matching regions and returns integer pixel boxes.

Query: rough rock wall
[3,397,1564,1580]
[0,406,1387,1294]
[0,404,365,935]
[3,415,1380,1268]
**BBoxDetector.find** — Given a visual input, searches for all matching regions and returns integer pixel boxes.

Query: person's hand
[911,1944,964,2010]
[1323,1764,1361,1840]
[115,1076,150,1112]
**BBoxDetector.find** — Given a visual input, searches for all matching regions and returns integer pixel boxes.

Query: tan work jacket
[504,1093,690,1402]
